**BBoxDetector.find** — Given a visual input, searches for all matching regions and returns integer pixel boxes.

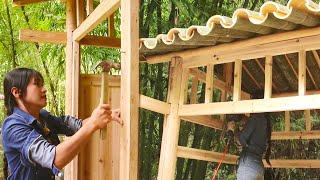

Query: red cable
[211,142,229,180]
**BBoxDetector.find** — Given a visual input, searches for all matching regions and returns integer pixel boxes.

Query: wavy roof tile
[140,0,320,56]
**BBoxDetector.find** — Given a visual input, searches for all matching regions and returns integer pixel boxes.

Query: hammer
[93,60,120,140]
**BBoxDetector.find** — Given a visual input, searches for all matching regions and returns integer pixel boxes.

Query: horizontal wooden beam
[12,0,48,7]
[180,116,223,130]
[177,146,320,168]
[189,68,251,100]
[183,34,320,68]
[73,0,120,41]
[144,26,320,65]
[139,95,170,114]
[80,75,120,87]
[272,130,320,140]
[19,29,121,48]
[177,146,238,165]
[178,94,320,116]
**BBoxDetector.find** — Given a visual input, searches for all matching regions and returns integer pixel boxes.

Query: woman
[2,68,122,180]
[226,92,272,180]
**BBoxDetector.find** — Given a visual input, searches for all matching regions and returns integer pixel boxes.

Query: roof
[139,0,320,56]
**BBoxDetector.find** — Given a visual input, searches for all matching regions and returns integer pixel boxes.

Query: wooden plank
[312,50,320,70]
[205,64,214,103]
[64,0,77,179]
[179,68,189,105]
[243,63,261,89]
[285,111,290,132]
[305,110,311,131]
[233,60,242,101]
[273,90,320,98]
[189,77,198,104]
[73,0,120,41]
[271,130,320,140]
[108,14,115,37]
[255,58,279,92]
[139,95,170,114]
[180,116,223,130]
[119,0,139,179]
[77,0,86,26]
[182,34,320,68]
[177,146,320,168]
[284,54,298,79]
[86,0,94,16]
[189,68,251,99]
[264,56,273,99]
[12,0,48,7]
[157,58,183,180]
[299,50,307,96]
[177,146,238,165]
[306,66,318,89]
[178,94,320,116]
[19,29,121,48]
[146,26,320,64]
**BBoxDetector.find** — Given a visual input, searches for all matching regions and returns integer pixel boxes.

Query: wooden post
[157,58,183,180]
[179,67,189,105]
[190,77,199,104]
[65,0,78,179]
[299,50,306,96]
[233,60,242,101]
[205,64,214,103]
[285,111,290,132]
[306,110,311,131]
[119,0,139,179]
[265,55,273,99]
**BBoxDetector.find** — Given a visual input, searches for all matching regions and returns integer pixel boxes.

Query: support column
[119,0,139,179]
[65,0,78,179]
[158,58,183,180]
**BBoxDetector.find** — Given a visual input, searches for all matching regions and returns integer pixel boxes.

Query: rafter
[242,62,261,89]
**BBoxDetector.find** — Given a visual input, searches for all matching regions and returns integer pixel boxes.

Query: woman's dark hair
[2,68,43,178]
[3,68,43,116]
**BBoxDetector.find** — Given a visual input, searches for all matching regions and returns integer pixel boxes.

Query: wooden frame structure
[14,0,320,179]
[139,25,320,179]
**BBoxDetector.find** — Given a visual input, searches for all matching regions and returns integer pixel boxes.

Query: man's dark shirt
[236,113,267,157]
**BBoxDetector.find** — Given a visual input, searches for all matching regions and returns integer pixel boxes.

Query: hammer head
[92,61,121,72]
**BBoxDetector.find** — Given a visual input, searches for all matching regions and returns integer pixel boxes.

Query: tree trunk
[4,0,17,68]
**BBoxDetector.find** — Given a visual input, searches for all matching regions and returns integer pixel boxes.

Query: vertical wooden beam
[158,58,183,180]
[233,60,242,101]
[108,14,115,37]
[205,64,214,103]
[285,111,290,132]
[86,0,94,16]
[119,0,139,179]
[179,68,189,105]
[265,55,273,99]
[65,0,77,179]
[306,110,311,131]
[299,50,306,96]
[190,77,199,104]
[77,0,86,26]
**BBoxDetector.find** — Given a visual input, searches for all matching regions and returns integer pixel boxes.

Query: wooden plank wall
[78,75,121,180]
